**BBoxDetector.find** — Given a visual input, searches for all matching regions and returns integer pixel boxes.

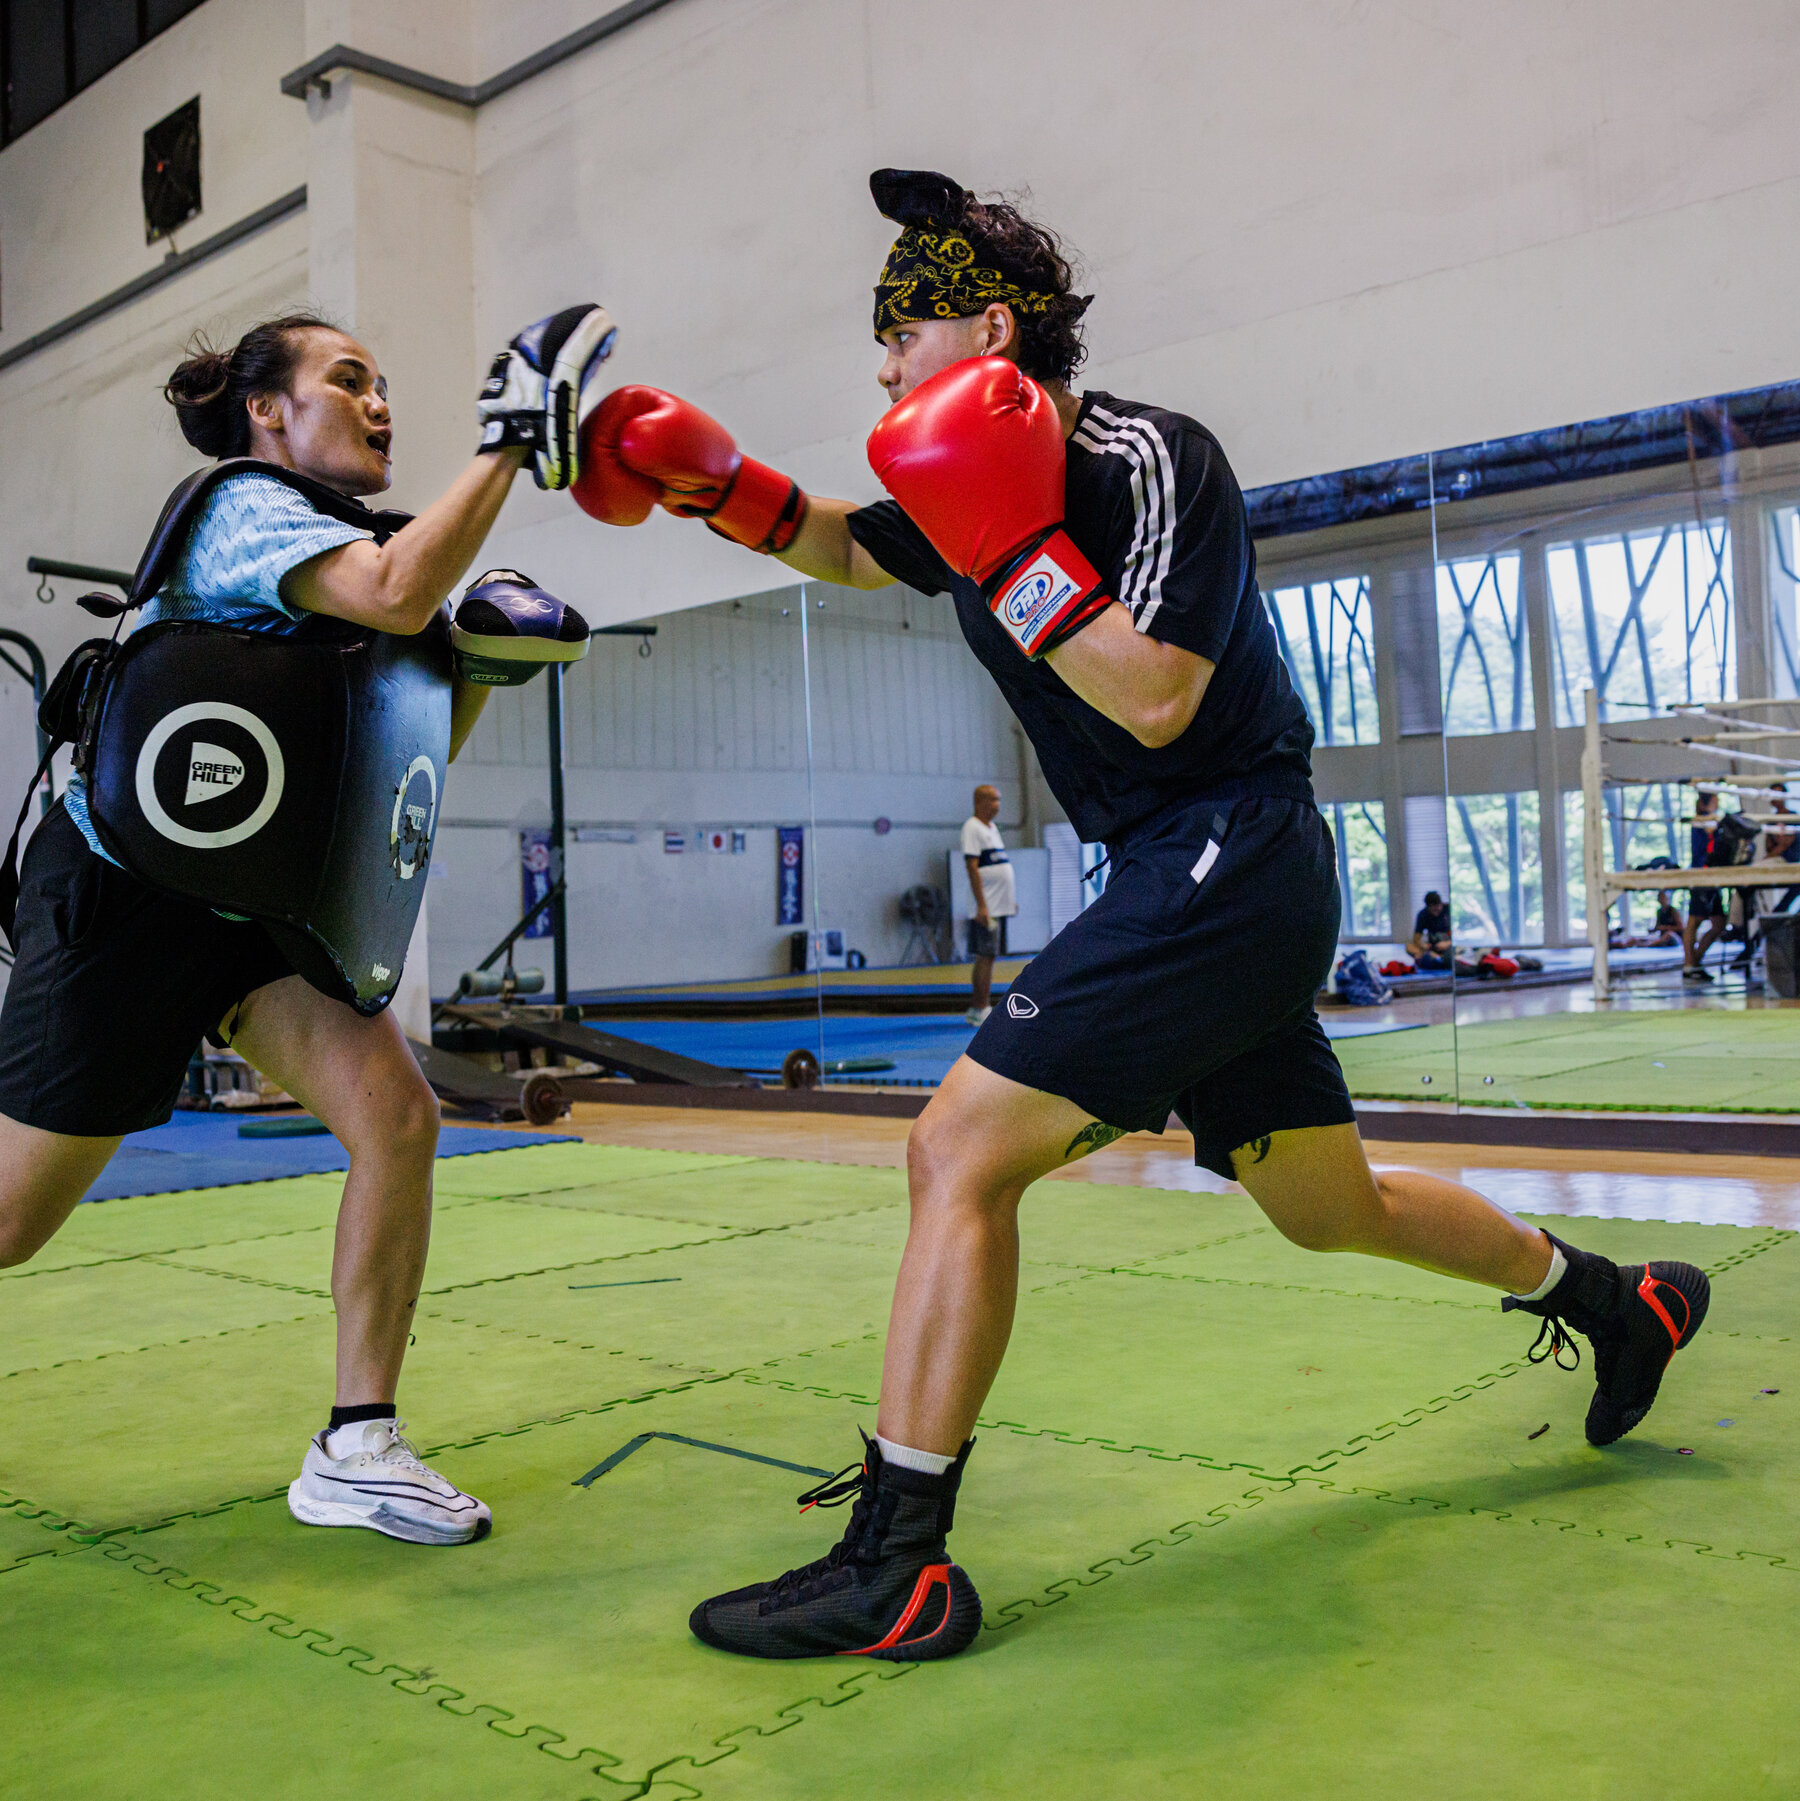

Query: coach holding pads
[575,170,1711,1661]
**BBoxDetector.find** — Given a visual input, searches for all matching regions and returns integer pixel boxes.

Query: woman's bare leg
[226,976,438,1405]
[0,1116,124,1266]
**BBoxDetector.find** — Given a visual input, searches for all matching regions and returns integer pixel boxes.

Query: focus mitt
[452,571,591,687]
[477,305,617,490]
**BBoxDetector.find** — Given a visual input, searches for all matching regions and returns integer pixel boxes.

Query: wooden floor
[535,1101,1800,1230]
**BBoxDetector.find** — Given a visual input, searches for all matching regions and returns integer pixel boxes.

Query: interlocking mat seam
[1,1308,323,1383]
[9,1157,1795,1798]
[1701,1230,1797,1274]
[1288,1475,1800,1570]
[0,1371,748,1547]
[80,1527,928,1801]
[739,1343,1542,1481]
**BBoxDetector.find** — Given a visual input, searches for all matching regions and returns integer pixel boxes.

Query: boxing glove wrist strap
[707,458,810,555]
[985,528,1111,658]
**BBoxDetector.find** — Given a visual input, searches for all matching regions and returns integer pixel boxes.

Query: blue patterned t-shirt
[65,474,370,861]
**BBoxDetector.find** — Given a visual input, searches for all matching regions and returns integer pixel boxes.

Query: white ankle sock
[875,1435,955,1476]
[1512,1241,1567,1305]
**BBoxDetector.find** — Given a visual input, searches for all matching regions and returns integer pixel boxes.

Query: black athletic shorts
[1689,888,1726,920]
[967,917,1007,959]
[0,803,295,1136]
[968,795,1354,1179]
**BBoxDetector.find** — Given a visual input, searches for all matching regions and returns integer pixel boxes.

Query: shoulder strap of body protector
[77,459,414,621]
[0,461,413,948]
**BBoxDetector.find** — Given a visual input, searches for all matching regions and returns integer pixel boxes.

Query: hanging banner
[519,830,553,938]
[776,825,805,926]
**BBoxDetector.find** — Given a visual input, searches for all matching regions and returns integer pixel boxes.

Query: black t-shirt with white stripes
[846,389,1315,844]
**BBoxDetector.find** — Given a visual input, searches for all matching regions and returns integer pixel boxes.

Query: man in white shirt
[960,784,1017,1024]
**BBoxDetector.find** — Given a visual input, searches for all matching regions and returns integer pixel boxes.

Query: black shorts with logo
[0,803,295,1136]
[968,795,1354,1178]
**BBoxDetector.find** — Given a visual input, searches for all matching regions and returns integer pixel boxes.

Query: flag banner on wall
[703,828,729,852]
[777,825,805,925]
[519,830,553,939]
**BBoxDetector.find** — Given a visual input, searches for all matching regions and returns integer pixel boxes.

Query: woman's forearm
[287,449,529,632]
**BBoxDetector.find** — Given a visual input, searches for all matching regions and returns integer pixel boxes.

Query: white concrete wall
[466,0,1800,624]
[0,0,309,847]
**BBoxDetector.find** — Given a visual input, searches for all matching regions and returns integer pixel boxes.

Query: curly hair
[953,191,1090,387]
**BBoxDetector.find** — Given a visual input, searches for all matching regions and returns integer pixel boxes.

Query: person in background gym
[1684,788,1726,982]
[0,304,611,1545]
[1407,889,1454,971]
[961,783,1015,1024]
[575,169,1711,1661]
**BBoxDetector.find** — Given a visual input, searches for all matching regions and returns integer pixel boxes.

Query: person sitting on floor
[1407,890,1453,971]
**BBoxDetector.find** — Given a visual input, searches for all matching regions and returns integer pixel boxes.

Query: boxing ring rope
[1581,687,1800,999]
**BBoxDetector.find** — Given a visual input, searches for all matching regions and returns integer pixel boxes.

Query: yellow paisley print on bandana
[873,226,1057,334]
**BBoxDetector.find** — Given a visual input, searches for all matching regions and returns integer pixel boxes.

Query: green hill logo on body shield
[135,703,285,849]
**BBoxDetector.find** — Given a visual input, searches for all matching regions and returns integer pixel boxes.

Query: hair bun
[870,168,968,228]
[160,311,333,462]
[163,339,240,457]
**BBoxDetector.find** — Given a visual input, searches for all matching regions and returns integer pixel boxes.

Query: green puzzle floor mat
[1337,1008,1800,1112]
[2,1142,1795,1798]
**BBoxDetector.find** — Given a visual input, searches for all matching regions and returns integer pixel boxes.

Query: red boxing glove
[573,387,808,554]
[867,357,1113,657]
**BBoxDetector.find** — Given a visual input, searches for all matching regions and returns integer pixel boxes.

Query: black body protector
[15,461,451,1016]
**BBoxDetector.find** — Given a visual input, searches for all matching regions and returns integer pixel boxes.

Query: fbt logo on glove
[998,552,1078,640]
[135,703,285,850]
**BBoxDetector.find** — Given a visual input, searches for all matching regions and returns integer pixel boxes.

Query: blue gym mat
[82,1111,577,1203]
[580,1012,1422,1088]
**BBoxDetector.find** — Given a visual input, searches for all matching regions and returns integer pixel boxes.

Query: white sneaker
[964,1005,992,1026]
[287,1419,491,1545]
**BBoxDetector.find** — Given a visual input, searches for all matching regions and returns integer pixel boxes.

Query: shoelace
[354,1420,431,1474]
[1520,1315,1582,1371]
[796,1461,864,1513]
[761,1462,872,1602]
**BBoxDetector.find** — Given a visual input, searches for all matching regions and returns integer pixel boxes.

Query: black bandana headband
[870,168,1062,335]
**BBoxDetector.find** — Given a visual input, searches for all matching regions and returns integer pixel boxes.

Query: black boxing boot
[1503,1232,1710,1446]
[689,1434,981,1660]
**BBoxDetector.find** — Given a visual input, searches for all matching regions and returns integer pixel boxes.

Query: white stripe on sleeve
[1071,406,1179,633]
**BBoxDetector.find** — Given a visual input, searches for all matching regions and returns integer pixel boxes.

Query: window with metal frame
[1,0,205,147]
[1262,575,1379,747]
